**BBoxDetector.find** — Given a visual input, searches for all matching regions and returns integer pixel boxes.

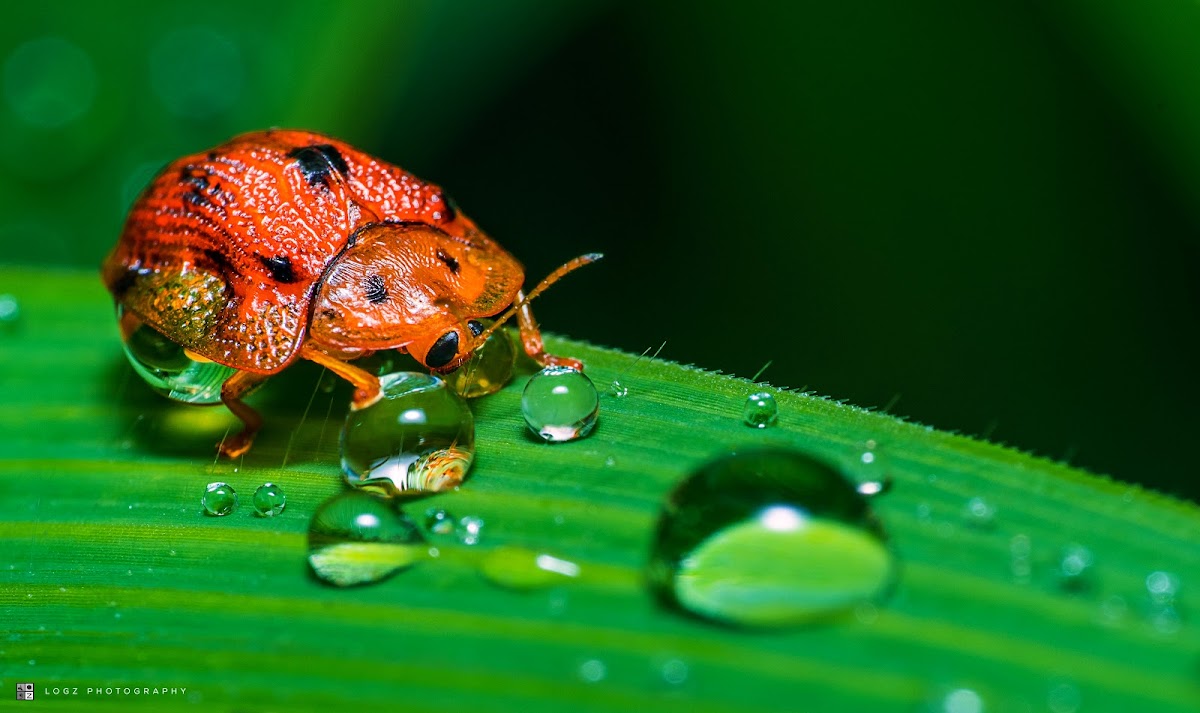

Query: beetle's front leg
[219,370,270,458]
[299,344,383,410]
[514,289,585,371]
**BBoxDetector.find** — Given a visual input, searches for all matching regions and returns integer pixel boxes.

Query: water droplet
[1009,534,1032,583]
[479,546,581,590]
[201,482,237,516]
[608,380,629,398]
[445,320,516,398]
[3,36,96,128]
[1145,571,1179,604]
[660,658,689,685]
[937,687,985,713]
[424,508,456,536]
[252,482,286,517]
[521,366,599,442]
[856,475,893,497]
[0,294,19,329]
[648,449,895,627]
[121,310,238,404]
[741,391,778,428]
[963,497,996,529]
[457,515,485,546]
[341,372,474,497]
[578,659,607,683]
[1057,544,1093,592]
[1046,681,1081,713]
[307,491,425,587]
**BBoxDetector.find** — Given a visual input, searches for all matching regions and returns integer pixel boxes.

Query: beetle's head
[308,222,523,371]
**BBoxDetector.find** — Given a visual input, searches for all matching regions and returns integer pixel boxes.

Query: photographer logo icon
[16,683,34,701]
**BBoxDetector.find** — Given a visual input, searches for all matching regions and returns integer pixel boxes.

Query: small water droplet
[938,687,984,713]
[252,482,286,517]
[121,309,238,404]
[341,372,474,497]
[307,491,425,587]
[1009,534,1032,583]
[660,658,689,685]
[963,497,996,529]
[521,366,599,442]
[608,380,629,398]
[0,294,19,330]
[201,482,237,516]
[424,508,456,536]
[741,391,778,428]
[1046,681,1081,713]
[856,475,893,497]
[1145,571,1179,604]
[479,546,581,590]
[1057,544,1093,592]
[457,515,485,546]
[1100,594,1128,625]
[578,659,607,683]
[3,36,96,128]
[648,449,895,627]
[446,320,516,398]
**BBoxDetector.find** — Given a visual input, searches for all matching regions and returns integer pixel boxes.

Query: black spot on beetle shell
[288,144,349,186]
[259,255,299,284]
[436,248,460,275]
[363,274,388,304]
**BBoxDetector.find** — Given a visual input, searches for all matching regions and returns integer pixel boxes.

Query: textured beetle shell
[102,130,517,373]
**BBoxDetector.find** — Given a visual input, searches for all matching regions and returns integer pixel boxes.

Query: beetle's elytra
[102,129,596,457]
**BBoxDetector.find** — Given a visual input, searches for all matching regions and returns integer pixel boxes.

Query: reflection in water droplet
[252,482,286,517]
[341,372,474,496]
[479,546,581,590]
[741,392,778,428]
[445,320,515,398]
[307,491,425,587]
[121,310,238,404]
[201,482,237,516]
[457,515,485,546]
[148,27,243,118]
[521,366,599,442]
[648,449,895,627]
[3,36,96,128]
[424,508,456,536]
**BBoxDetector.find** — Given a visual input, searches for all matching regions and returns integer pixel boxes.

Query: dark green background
[1,1,1196,500]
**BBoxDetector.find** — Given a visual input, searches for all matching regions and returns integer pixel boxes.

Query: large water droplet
[341,372,474,497]
[121,310,238,404]
[741,392,778,428]
[252,482,287,517]
[201,482,237,516]
[445,320,516,398]
[648,449,895,627]
[307,491,425,587]
[521,366,599,442]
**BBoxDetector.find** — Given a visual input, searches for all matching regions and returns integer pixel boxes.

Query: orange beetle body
[102,129,590,457]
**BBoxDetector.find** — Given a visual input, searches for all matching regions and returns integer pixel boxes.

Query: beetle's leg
[219,370,269,459]
[300,344,383,410]
[514,289,585,371]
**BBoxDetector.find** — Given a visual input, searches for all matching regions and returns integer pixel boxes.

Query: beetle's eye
[467,320,484,337]
[426,330,459,368]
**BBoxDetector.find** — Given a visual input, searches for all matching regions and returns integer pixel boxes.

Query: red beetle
[102,129,596,457]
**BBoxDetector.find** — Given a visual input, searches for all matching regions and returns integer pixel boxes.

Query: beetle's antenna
[475,252,603,344]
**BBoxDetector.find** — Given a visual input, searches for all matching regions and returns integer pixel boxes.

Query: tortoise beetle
[102,129,597,457]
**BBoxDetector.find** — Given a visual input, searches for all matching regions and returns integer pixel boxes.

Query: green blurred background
[1,0,1196,500]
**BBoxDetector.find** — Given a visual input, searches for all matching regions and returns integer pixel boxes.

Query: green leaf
[1,268,1197,712]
